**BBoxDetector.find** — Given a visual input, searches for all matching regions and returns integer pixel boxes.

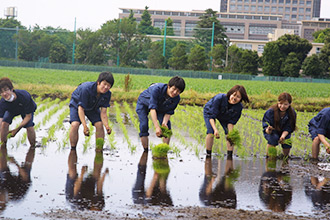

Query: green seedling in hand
[226,129,242,148]
[160,126,173,138]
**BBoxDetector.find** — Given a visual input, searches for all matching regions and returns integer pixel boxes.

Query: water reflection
[259,159,292,212]
[132,151,173,206]
[199,155,239,208]
[0,144,35,212]
[304,176,330,210]
[65,149,109,211]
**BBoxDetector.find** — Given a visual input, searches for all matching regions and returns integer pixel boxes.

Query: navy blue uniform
[308,107,330,140]
[262,108,296,148]
[203,93,243,135]
[69,82,111,125]
[0,90,37,127]
[136,83,180,137]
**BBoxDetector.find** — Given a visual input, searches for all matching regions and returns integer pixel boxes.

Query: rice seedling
[151,143,171,159]
[227,129,242,148]
[152,159,170,178]
[160,126,173,138]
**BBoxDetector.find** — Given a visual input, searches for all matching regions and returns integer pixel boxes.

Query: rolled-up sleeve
[148,86,161,110]
[262,109,273,132]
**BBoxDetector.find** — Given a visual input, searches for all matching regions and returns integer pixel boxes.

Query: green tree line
[0,7,329,78]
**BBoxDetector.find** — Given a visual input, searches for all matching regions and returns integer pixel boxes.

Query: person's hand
[214,129,220,139]
[105,126,112,135]
[279,136,285,144]
[156,126,162,137]
[266,126,274,134]
[8,128,19,138]
[326,146,330,154]
[161,123,168,129]
[83,126,90,136]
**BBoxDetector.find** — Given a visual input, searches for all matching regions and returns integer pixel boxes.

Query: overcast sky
[0,0,330,31]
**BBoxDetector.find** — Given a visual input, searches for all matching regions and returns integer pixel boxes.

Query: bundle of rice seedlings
[268,146,277,158]
[282,138,292,146]
[152,159,170,179]
[160,126,173,138]
[151,143,170,158]
[226,129,241,148]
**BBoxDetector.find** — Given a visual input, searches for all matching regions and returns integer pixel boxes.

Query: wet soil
[1,105,330,220]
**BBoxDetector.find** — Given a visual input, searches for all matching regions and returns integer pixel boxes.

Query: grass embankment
[0,67,329,111]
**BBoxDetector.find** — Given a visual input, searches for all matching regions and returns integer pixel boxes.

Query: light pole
[225,37,230,68]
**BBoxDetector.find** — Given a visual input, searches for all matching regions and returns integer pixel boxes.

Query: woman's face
[228,91,241,105]
[278,100,290,112]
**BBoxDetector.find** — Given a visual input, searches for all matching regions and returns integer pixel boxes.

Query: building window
[291,14,297,19]
[244,0,250,2]
[278,7,283,12]
[298,15,304,20]
[258,45,264,53]
[305,15,310,20]
[244,5,249,11]
[265,0,270,3]
[306,8,311,12]
[258,0,263,2]
[271,6,277,12]
[316,47,321,54]
[306,1,311,6]
[230,5,236,11]
[279,0,284,3]
[299,0,305,5]
[286,0,291,4]
[284,14,290,20]
[285,7,290,12]
[264,6,270,12]
[292,7,297,12]
[237,5,243,10]
[251,0,256,2]
[299,8,304,13]
[237,43,252,50]
[258,6,263,11]
[292,0,298,4]
[224,25,245,34]
[249,26,276,35]
[272,0,277,3]
[251,5,256,11]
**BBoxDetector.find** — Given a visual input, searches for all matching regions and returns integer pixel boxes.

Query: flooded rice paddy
[1,100,330,219]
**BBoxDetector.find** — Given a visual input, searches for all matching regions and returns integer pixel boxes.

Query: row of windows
[229,5,311,13]
[230,0,311,5]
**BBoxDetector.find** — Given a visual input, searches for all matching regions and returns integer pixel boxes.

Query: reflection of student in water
[132,151,173,206]
[259,159,292,212]
[65,149,109,211]
[0,144,36,212]
[199,155,238,208]
[304,176,330,210]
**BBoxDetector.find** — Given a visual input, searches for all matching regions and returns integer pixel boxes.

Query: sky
[0,0,330,31]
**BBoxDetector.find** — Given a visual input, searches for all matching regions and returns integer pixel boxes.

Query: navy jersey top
[203,93,243,125]
[0,89,37,117]
[309,107,330,136]
[69,82,111,111]
[262,108,296,134]
[137,83,180,115]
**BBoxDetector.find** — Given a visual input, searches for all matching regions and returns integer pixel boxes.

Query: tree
[262,42,282,76]
[162,18,174,36]
[138,6,161,35]
[168,42,188,70]
[226,45,243,73]
[49,42,67,63]
[281,52,301,77]
[313,28,330,43]
[188,44,207,71]
[75,29,105,65]
[209,44,226,69]
[194,8,227,53]
[100,18,151,67]
[240,49,259,75]
[147,41,165,69]
[302,54,325,78]
[319,42,330,74]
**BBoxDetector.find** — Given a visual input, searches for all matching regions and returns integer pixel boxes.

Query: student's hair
[0,77,14,91]
[97,72,114,87]
[168,76,185,93]
[271,92,296,132]
[226,85,249,103]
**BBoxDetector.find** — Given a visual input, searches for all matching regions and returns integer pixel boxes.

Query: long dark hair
[271,92,296,132]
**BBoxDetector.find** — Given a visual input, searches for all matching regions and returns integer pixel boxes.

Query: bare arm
[78,106,89,136]
[100,107,111,134]
[318,134,330,149]
[150,109,162,137]
[9,113,32,137]
[162,114,171,127]
[209,118,219,138]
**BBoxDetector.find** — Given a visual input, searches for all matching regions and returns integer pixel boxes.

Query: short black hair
[97,72,114,87]
[0,77,14,91]
[168,76,185,93]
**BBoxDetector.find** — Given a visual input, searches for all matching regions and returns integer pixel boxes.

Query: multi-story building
[220,0,321,23]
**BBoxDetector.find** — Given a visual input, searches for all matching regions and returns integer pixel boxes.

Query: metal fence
[1,59,330,84]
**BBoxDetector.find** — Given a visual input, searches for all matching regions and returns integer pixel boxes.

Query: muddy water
[1,109,330,219]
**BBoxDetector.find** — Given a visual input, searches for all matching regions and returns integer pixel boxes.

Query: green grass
[1,66,330,111]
